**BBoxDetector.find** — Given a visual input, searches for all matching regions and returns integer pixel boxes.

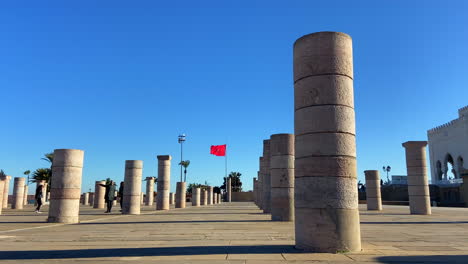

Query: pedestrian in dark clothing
[99,180,117,213]
[35,184,43,213]
[118,182,124,212]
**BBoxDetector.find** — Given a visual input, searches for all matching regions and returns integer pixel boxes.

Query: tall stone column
[169,192,175,205]
[2,176,11,209]
[403,141,431,215]
[12,177,26,209]
[122,160,143,215]
[93,181,106,209]
[218,193,222,203]
[253,177,257,205]
[47,149,84,223]
[156,155,171,210]
[213,192,218,204]
[364,170,382,211]
[208,186,214,205]
[0,178,5,215]
[192,187,201,206]
[294,32,361,252]
[83,192,89,205]
[270,133,295,221]
[227,177,232,202]
[145,177,155,206]
[263,140,272,213]
[175,182,186,208]
[23,185,29,206]
[257,170,263,209]
[89,193,94,206]
[202,190,208,205]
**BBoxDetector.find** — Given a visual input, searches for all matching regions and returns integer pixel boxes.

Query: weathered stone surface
[192,187,200,206]
[47,149,84,223]
[156,155,171,210]
[1,175,10,209]
[293,31,360,252]
[262,139,271,213]
[175,182,186,208]
[93,181,105,209]
[403,141,431,215]
[145,177,155,206]
[208,186,214,205]
[227,178,232,203]
[364,170,382,211]
[12,177,25,209]
[122,160,143,215]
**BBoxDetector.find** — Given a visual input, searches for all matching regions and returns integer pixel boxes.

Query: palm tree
[42,152,54,164]
[179,160,190,182]
[31,168,52,192]
[228,171,243,192]
[23,170,31,185]
[0,169,6,179]
[382,165,391,184]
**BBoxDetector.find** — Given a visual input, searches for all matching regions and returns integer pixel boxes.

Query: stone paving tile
[1,203,468,263]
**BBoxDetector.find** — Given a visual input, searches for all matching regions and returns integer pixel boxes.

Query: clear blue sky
[1,1,467,194]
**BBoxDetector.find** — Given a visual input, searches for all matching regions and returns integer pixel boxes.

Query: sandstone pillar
[294,32,361,252]
[89,192,94,206]
[122,160,143,215]
[257,170,263,209]
[2,176,11,209]
[227,177,232,202]
[23,185,29,205]
[202,190,208,205]
[156,155,171,210]
[218,193,222,203]
[192,187,201,206]
[0,178,5,214]
[47,149,84,223]
[113,191,117,206]
[270,133,295,221]
[93,180,106,209]
[253,177,257,205]
[364,170,382,210]
[83,192,89,205]
[12,177,26,209]
[175,182,186,208]
[169,192,175,205]
[145,177,155,206]
[208,186,214,205]
[262,140,271,213]
[403,141,431,215]
[141,192,144,205]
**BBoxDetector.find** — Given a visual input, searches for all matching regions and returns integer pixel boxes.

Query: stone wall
[232,191,253,202]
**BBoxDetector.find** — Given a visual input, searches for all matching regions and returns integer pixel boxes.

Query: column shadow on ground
[0,245,300,260]
[78,220,272,225]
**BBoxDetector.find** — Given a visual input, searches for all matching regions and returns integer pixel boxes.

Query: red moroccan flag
[210,145,226,156]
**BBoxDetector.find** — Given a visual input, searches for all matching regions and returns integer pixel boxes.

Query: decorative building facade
[427,106,468,184]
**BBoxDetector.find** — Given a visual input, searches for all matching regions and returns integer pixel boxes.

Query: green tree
[0,169,6,179]
[31,168,52,191]
[221,172,243,192]
[179,160,190,182]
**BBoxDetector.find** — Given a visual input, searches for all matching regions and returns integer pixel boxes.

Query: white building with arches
[427,106,468,184]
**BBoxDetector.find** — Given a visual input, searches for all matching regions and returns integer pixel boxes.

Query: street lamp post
[178,134,186,182]
[382,165,391,184]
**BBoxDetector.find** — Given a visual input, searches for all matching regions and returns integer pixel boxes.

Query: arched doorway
[444,154,457,180]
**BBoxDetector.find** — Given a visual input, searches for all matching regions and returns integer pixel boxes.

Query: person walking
[34,184,43,213]
[99,180,117,213]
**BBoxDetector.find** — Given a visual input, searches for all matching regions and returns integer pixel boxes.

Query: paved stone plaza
[0,202,467,263]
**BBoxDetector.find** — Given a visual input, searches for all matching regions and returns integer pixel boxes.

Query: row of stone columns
[192,187,221,206]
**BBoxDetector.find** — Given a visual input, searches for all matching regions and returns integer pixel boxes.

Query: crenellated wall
[427,106,468,184]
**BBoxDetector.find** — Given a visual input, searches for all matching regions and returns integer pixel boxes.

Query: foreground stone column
[93,180,106,209]
[83,192,89,205]
[156,155,171,210]
[2,176,11,209]
[270,133,295,221]
[47,149,84,223]
[208,186,214,205]
[23,185,29,206]
[262,140,271,213]
[12,177,26,209]
[192,187,201,206]
[175,182,186,208]
[294,32,361,252]
[122,160,143,215]
[202,190,208,205]
[227,177,232,202]
[403,141,431,215]
[364,170,382,211]
[145,177,155,206]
